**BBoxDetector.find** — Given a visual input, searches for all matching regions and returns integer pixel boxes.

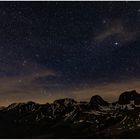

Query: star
[2,10,6,16]
[35,54,40,58]
[102,19,107,24]
[22,60,27,66]
[114,42,119,46]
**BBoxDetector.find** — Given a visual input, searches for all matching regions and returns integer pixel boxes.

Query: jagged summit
[89,95,109,109]
[4,90,140,111]
[53,98,77,106]
[1,90,140,138]
[6,101,40,112]
[118,90,140,105]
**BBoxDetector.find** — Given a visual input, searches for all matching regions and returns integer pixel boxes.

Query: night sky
[0,1,140,106]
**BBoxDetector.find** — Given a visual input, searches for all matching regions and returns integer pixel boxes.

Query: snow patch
[137,124,140,127]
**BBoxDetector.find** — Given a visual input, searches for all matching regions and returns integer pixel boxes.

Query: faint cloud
[94,20,138,46]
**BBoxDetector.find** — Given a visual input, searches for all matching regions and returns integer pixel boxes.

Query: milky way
[0,2,140,106]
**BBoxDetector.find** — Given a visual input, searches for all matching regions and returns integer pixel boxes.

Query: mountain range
[1,90,140,138]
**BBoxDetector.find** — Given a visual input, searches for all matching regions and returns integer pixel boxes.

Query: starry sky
[0,1,140,106]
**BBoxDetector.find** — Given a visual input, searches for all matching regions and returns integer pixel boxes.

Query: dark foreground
[1,90,140,138]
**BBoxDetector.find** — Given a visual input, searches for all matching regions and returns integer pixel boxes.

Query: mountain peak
[6,101,40,112]
[53,98,77,106]
[118,90,140,105]
[89,95,109,109]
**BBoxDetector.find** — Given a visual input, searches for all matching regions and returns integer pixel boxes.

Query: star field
[0,1,140,106]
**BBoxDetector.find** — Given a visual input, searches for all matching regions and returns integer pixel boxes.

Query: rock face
[118,90,140,105]
[6,101,41,113]
[53,98,77,106]
[51,98,78,118]
[1,90,140,138]
[89,95,109,109]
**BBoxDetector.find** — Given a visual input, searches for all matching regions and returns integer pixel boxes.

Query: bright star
[114,42,119,46]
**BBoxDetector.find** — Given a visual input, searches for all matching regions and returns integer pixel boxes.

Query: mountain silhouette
[0,90,140,138]
[89,95,109,109]
[118,90,140,105]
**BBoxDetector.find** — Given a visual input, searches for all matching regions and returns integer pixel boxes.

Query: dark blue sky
[0,2,140,105]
